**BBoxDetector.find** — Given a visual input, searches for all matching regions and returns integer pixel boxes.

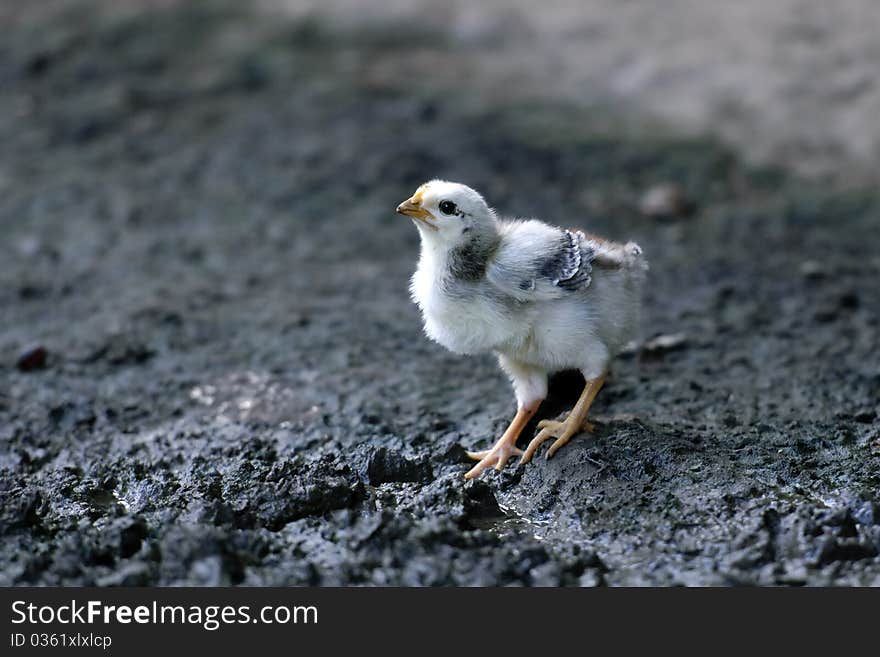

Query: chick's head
[397,180,496,246]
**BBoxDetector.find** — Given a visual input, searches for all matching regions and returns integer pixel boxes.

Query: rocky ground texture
[1,1,879,585]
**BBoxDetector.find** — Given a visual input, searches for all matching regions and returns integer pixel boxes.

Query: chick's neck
[418,221,499,284]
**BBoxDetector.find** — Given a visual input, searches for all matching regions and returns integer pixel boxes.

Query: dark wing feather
[546,229,593,291]
[486,224,595,302]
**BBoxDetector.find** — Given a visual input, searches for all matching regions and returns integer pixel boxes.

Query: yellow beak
[396,198,436,229]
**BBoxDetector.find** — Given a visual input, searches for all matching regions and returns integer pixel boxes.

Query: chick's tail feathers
[624,241,648,270]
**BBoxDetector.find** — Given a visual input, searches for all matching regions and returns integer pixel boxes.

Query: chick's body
[399,181,647,478]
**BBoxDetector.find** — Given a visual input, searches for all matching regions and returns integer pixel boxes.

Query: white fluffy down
[407,181,647,408]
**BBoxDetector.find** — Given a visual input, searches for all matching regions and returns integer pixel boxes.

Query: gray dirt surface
[1,1,879,586]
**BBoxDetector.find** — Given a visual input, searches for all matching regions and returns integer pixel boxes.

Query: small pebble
[16,345,47,371]
[640,333,688,359]
[799,260,827,280]
[639,183,695,219]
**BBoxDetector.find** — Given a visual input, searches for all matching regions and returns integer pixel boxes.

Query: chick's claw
[464,442,523,479]
[537,418,595,433]
[463,404,537,479]
[521,417,590,464]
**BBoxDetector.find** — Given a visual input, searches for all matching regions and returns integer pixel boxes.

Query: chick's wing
[486,220,594,303]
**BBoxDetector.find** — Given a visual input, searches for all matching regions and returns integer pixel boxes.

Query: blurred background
[7,0,880,181]
[1,0,878,586]
[261,0,880,182]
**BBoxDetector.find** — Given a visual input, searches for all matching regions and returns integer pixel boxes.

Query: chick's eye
[439,200,457,215]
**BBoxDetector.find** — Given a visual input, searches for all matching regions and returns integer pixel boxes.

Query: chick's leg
[521,371,607,463]
[465,401,540,479]
[465,357,547,479]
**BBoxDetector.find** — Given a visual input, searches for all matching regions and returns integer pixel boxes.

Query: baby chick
[398,181,647,479]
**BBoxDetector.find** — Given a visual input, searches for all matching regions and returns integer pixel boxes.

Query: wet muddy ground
[1,2,879,585]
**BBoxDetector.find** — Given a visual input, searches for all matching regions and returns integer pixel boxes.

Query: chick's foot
[520,416,593,463]
[465,440,523,479]
[520,373,607,464]
[463,403,539,479]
